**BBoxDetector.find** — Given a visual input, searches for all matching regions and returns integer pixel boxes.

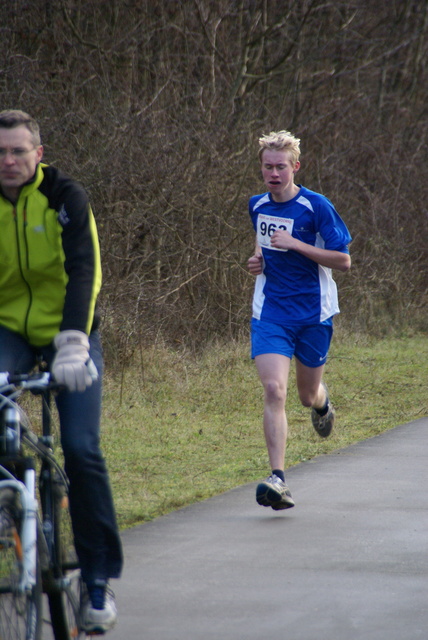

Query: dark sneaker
[311,402,335,437]
[81,585,117,634]
[256,474,295,510]
[311,383,335,438]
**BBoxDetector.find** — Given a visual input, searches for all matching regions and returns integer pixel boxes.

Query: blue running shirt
[248,186,352,325]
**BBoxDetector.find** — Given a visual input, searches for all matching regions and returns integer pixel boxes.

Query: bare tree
[1,0,426,355]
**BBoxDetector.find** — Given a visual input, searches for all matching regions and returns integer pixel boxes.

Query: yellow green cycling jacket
[0,163,102,347]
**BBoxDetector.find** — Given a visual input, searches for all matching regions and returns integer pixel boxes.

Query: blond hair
[258,130,301,166]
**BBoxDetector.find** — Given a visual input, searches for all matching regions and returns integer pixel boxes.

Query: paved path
[106,417,428,640]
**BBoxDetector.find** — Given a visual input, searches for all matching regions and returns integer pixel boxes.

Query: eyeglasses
[0,147,36,158]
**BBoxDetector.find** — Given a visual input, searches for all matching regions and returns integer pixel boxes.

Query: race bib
[257,214,294,251]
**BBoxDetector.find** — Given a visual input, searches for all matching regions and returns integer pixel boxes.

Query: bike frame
[0,475,38,593]
[0,373,70,583]
[0,370,82,640]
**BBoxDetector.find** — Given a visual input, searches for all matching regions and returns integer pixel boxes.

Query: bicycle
[0,369,87,639]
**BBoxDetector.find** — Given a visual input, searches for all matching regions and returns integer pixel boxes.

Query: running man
[247,130,352,510]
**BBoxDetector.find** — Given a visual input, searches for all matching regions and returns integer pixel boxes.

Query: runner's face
[0,126,43,199]
[260,149,299,201]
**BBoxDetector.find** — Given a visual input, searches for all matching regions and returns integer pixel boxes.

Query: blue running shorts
[251,318,333,368]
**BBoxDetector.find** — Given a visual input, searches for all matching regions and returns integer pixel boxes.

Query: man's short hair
[0,110,41,146]
[258,130,301,166]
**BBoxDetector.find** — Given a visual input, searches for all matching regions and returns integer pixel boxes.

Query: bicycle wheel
[0,502,42,640]
[48,568,83,640]
[46,481,84,640]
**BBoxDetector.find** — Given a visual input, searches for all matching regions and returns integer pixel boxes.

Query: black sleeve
[40,166,101,334]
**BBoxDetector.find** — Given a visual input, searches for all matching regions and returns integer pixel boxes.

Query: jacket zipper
[13,200,33,341]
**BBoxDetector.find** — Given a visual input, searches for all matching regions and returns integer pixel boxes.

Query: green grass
[101,333,428,528]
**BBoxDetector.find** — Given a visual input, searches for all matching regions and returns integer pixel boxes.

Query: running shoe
[311,383,335,438]
[81,584,118,634]
[256,474,295,510]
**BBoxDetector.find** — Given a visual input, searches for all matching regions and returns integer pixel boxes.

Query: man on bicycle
[0,109,123,634]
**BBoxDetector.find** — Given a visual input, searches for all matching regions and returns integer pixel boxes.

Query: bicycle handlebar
[0,358,98,393]
[0,371,70,484]
[0,371,62,393]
